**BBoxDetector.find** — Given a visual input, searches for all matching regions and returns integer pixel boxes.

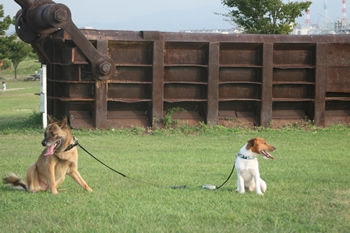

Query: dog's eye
[51,132,56,137]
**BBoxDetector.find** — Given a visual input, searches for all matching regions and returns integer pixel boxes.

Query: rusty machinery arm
[14,0,115,80]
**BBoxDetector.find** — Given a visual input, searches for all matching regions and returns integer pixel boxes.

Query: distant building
[291,23,322,35]
[183,28,243,34]
[183,20,350,35]
[291,20,350,35]
[334,20,350,33]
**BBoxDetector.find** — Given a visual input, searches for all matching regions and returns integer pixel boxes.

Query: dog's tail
[3,173,28,191]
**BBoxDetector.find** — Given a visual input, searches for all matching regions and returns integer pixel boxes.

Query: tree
[0,4,35,79]
[7,40,33,79]
[0,4,15,77]
[0,4,13,36]
[220,0,312,34]
[0,4,15,58]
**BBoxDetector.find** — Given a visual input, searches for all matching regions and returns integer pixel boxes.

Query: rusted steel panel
[164,42,209,65]
[273,85,314,99]
[109,41,153,65]
[164,84,207,100]
[220,67,261,82]
[165,67,207,82]
[219,83,261,99]
[108,110,149,128]
[326,44,350,93]
[218,102,260,127]
[220,43,262,65]
[14,0,350,128]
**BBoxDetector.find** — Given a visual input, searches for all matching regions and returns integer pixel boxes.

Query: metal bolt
[99,62,111,75]
[54,9,68,22]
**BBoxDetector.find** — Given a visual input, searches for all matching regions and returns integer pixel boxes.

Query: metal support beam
[261,43,273,127]
[314,43,327,127]
[152,40,164,128]
[207,42,220,125]
[94,40,109,129]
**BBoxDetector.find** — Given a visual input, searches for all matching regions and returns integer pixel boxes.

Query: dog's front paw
[257,192,264,196]
[51,189,58,195]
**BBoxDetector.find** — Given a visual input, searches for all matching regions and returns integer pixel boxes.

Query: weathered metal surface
[14,0,350,128]
[14,0,115,81]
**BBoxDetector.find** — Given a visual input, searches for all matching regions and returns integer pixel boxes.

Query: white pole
[40,64,47,128]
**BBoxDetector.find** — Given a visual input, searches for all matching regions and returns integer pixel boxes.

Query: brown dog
[4,116,92,194]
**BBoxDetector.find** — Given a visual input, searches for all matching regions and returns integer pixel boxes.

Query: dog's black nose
[42,140,47,146]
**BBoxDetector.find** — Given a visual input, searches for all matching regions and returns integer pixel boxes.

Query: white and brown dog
[235,138,275,195]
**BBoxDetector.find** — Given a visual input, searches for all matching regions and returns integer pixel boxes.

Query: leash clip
[64,136,79,152]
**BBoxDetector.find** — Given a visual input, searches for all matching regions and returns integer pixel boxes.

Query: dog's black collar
[236,152,256,160]
[64,137,79,152]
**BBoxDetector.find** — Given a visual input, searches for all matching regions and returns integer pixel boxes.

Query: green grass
[0,77,41,133]
[0,56,41,76]
[0,78,349,232]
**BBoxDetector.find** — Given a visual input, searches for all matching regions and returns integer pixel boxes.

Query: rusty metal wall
[43,31,350,129]
[14,1,350,129]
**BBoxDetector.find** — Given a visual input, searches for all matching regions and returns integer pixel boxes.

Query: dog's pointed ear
[58,116,68,128]
[247,138,255,148]
[48,115,54,124]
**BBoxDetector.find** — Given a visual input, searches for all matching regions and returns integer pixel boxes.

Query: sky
[1,0,348,33]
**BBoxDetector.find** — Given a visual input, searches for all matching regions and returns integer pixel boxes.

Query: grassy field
[0,79,349,232]
[0,74,41,132]
[1,56,41,76]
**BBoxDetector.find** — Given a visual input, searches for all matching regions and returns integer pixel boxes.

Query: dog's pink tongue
[44,145,55,156]
[264,151,275,160]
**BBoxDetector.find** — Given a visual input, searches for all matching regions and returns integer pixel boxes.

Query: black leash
[215,159,235,190]
[77,143,127,178]
[65,137,235,190]
[66,137,161,188]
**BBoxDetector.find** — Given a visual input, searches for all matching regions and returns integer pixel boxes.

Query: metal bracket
[14,0,115,81]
